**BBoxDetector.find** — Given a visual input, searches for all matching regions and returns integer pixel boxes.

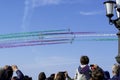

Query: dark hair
[24,75,32,80]
[80,56,89,65]
[38,72,46,80]
[55,72,65,80]
[112,64,120,76]
[49,73,55,80]
[3,65,13,80]
[91,67,104,80]
[90,64,94,67]
[104,71,110,79]
[45,77,52,80]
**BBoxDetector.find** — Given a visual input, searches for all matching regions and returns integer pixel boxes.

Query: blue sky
[0,0,118,80]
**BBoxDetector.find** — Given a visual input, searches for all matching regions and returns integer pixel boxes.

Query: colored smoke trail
[0,29,117,48]
[0,38,71,45]
[0,29,69,39]
[0,31,115,40]
[75,38,118,41]
[0,41,70,48]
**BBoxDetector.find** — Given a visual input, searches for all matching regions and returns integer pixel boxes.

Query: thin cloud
[32,0,61,7]
[32,0,82,7]
[80,10,104,16]
[60,0,82,4]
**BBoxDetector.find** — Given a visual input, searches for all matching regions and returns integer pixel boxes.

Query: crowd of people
[0,55,120,80]
[38,56,120,80]
[0,65,32,80]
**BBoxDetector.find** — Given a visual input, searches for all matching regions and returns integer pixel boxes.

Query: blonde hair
[112,64,120,75]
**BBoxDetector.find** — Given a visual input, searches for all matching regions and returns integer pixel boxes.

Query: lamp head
[115,55,120,64]
[104,0,116,18]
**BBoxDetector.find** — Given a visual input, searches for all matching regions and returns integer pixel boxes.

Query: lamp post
[104,0,120,64]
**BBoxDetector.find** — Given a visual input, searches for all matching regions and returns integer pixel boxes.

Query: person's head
[49,73,55,80]
[90,64,99,71]
[90,67,104,80]
[0,65,13,80]
[55,72,66,80]
[3,65,10,70]
[104,71,110,79]
[38,72,46,80]
[112,64,120,76]
[80,55,89,65]
[11,65,18,72]
[4,65,13,80]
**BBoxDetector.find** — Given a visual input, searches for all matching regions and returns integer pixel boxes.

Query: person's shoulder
[0,68,5,73]
[77,74,87,80]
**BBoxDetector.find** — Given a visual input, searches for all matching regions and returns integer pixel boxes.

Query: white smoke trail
[80,10,104,16]
[21,0,34,31]
[21,0,83,31]
[75,33,116,37]
[21,0,61,31]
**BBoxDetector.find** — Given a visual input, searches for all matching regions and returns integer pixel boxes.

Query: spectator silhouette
[54,72,66,80]
[24,75,32,80]
[104,71,110,80]
[0,65,13,80]
[74,55,91,80]
[111,63,120,80]
[38,72,46,80]
[90,65,104,80]
[49,73,55,80]
[12,65,24,80]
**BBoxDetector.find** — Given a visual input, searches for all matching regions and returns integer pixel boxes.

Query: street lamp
[104,0,120,64]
